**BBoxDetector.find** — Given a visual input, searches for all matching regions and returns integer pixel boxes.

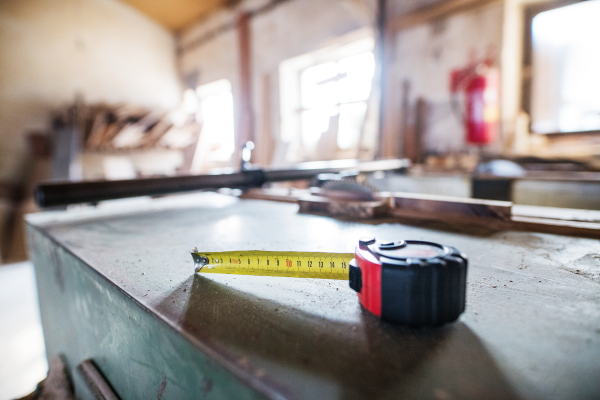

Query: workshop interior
[1,0,599,399]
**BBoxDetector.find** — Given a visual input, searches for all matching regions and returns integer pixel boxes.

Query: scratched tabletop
[27,192,600,400]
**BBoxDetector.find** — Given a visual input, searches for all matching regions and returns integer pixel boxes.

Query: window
[190,79,235,173]
[279,31,375,162]
[528,1,600,134]
[300,52,374,150]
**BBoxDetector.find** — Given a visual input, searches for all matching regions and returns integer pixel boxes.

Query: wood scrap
[240,187,600,238]
[63,102,200,152]
[298,194,389,219]
[86,109,110,149]
[139,114,172,148]
[386,191,512,220]
[240,188,304,203]
[511,215,600,238]
[111,110,164,149]
[512,204,600,223]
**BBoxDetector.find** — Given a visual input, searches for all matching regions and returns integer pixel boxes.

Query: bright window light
[530,1,600,133]
[301,62,338,109]
[338,102,368,150]
[182,88,200,114]
[299,52,374,150]
[194,79,235,163]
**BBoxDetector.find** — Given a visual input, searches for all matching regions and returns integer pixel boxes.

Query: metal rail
[35,158,409,207]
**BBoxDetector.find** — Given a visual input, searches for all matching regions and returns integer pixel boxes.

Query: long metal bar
[35,159,409,208]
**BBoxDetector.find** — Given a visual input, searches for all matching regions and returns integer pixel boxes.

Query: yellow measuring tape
[192,251,354,280]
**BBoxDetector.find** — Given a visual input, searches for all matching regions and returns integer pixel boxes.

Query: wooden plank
[243,189,512,219]
[256,74,275,167]
[237,12,255,151]
[241,188,600,237]
[139,115,172,149]
[239,188,302,203]
[298,195,390,219]
[475,171,600,182]
[413,98,427,164]
[86,109,110,149]
[512,204,600,223]
[512,215,600,238]
[520,171,600,182]
[386,191,512,220]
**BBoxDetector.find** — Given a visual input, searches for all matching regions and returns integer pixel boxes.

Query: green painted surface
[28,227,269,400]
[26,193,600,400]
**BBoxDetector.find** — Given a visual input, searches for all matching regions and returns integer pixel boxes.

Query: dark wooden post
[237,12,255,158]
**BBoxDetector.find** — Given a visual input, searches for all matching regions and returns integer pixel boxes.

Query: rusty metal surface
[27,192,600,399]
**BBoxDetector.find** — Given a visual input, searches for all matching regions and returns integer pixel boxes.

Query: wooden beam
[387,0,501,33]
[240,188,600,238]
[298,195,390,219]
[237,12,255,155]
[386,191,512,220]
[476,171,600,182]
[256,73,275,167]
[375,0,387,159]
[512,204,600,223]
[512,215,600,238]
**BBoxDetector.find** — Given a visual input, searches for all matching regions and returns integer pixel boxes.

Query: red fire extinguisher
[450,56,500,145]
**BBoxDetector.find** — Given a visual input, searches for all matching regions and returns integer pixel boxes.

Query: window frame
[279,28,375,162]
[190,79,236,173]
[521,0,600,137]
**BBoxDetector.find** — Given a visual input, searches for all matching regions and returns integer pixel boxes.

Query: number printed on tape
[193,250,354,280]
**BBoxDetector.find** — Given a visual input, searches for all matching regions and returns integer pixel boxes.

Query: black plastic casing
[353,240,468,327]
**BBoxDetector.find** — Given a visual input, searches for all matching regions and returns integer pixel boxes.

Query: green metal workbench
[26,192,600,399]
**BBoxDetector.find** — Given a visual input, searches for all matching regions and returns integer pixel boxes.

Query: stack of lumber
[54,102,201,152]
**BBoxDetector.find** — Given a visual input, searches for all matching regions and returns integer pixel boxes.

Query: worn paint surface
[27,192,600,399]
[28,223,269,399]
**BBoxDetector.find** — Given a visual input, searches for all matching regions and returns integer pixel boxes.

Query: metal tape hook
[191,248,209,273]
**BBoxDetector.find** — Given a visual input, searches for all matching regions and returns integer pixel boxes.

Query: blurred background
[0,0,599,397]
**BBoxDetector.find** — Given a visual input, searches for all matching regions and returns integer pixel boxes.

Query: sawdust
[560,254,600,283]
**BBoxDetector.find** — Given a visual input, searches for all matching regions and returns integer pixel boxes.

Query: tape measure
[191,237,468,327]
[191,250,353,280]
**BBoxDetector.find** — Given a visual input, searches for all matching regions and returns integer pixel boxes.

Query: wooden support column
[375,0,387,159]
[237,12,255,156]
[256,73,275,167]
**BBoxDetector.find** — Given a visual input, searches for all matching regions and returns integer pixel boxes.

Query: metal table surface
[26,192,600,400]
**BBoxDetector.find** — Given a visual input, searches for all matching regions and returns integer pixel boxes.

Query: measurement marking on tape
[192,251,353,280]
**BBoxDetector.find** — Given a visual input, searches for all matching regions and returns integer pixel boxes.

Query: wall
[0,0,182,182]
[387,0,448,16]
[178,0,504,165]
[179,0,377,166]
[383,1,505,157]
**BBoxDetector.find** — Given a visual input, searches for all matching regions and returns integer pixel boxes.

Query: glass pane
[197,89,235,162]
[300,62,338,109]
[197,79,232,99]
[182,88,200,114]
[337,52,375,103]
[337,102,367,149]
[531,1,600,133]
[301,106,339,148]
[299,50,374,151]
